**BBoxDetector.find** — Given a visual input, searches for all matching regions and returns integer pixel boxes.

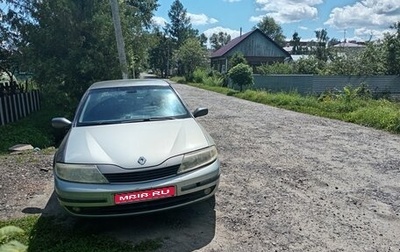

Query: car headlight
[178,146,218,174]
[55,163,108,183]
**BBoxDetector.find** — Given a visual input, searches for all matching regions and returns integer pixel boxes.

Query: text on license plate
[114,186,176,204]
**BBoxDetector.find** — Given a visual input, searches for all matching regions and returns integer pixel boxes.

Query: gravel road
[2,83,400,251]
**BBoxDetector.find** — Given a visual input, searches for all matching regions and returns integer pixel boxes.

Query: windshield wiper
[78,120,122,126]
[120,116,176,123]
[144,116,176,121]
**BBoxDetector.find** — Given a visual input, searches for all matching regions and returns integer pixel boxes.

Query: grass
[0,101,70,154]
[186,82,400,134]
[0,216,162,252]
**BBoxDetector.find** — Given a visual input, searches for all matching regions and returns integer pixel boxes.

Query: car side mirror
[193,108,208,118]
[52,117,72,128]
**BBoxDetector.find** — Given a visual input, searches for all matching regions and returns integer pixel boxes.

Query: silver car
[52,79,220,217]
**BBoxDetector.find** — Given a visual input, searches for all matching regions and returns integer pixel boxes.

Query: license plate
[114,186,176,204]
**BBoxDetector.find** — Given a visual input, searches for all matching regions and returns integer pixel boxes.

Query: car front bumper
[54,159,220,217]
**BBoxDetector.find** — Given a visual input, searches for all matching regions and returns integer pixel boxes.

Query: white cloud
[354,27,394,41]
[187,13,218,25]
[151,16,167,27]
[223,0,241,2]
[202,26,241,39]
[324,0,400,39]
[249,15,264,23]
[299,26,309,30]
[253,0,322,23]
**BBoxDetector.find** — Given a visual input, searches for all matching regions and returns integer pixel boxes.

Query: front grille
[103,165,180,183]
[66,185,216,216]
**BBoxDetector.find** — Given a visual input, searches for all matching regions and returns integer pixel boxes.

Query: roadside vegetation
[0,97,71,154]
[0,216,161,252]
[173,69,400,134]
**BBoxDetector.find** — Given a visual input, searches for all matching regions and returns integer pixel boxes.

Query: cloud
[151,16,167,27]
[223,0,241,2]
[249,15,264,23]
[202,26,241,39]
[253,0,322,23]
[187,13,218,25]
[324,0,400,34]
[354,27,394,41]
[298,26,309,30]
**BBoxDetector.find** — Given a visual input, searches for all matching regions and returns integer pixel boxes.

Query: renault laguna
[51,79,220,217]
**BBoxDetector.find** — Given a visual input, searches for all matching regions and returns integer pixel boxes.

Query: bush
[0,101,69,153]
[203,76,224,87]
[228,63,254,91]
[170,76,187,84]
[257,63,293,74]
[192,69,207,83]
[0,225,27,252]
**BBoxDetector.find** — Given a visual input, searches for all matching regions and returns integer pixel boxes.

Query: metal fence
[0,90,41,126]
[246,75,400,97]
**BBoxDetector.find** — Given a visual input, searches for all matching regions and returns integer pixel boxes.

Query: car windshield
[77,86,190,126]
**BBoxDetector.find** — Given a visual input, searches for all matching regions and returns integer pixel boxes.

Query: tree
[229,52,247,70]
[210,32,231,51]
[199,33,208,48]
[0,1,28,83]
[383,21,400,75]
[292,56,322,74]
[314,29,329,61]
[356,42,386,75]
[257,63,293,74]
[290,32,301,55]
[228,63,254,91]
[149,29,173,78]
[165,0,198,75]
[165,0,198,48]
[328,38,340,47]
[255,16,286,47]
[175,38,208,80]
[8,0,157,110]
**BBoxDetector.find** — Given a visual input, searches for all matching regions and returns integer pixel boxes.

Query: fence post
[21,93,26,117]
[37,90,40,110]
[0,96,4,126]
[17,93,22,118]
[12,94,18,121]
[4,96,10,124]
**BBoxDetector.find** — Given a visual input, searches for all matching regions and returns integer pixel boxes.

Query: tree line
[0,0,399,108]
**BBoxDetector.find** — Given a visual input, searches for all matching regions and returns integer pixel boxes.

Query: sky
[152,0,400,42]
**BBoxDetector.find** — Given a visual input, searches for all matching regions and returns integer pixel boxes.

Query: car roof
[88,79,170,90]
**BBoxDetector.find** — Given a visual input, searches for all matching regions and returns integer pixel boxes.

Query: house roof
[210,28,291,59]
[333,42,366,48]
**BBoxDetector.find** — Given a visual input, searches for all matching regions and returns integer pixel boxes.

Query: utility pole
[110,0,128,79]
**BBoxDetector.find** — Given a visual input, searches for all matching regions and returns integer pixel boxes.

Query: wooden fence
[0,90,41,126]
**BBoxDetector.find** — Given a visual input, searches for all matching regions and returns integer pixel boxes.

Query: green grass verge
[1,216,162,252]
[0,103,70,154]
[186,83,400,134]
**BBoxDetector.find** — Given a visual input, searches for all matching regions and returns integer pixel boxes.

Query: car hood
[62,118,210,168]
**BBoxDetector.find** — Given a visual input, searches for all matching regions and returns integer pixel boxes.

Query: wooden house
[210,28,291,73]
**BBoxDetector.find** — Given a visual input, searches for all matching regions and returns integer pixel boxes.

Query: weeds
[188,81,400,134]
[0,216,161,252]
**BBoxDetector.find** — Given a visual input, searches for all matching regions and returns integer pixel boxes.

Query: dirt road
[2,83,400,251]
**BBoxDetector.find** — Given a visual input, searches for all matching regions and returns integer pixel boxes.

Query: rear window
[77,86,189,125]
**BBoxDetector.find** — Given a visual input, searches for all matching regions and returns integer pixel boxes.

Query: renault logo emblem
[138,156,146,165]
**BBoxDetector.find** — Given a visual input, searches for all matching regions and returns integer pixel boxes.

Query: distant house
[210,28,291,73]
[333,42,366,57]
